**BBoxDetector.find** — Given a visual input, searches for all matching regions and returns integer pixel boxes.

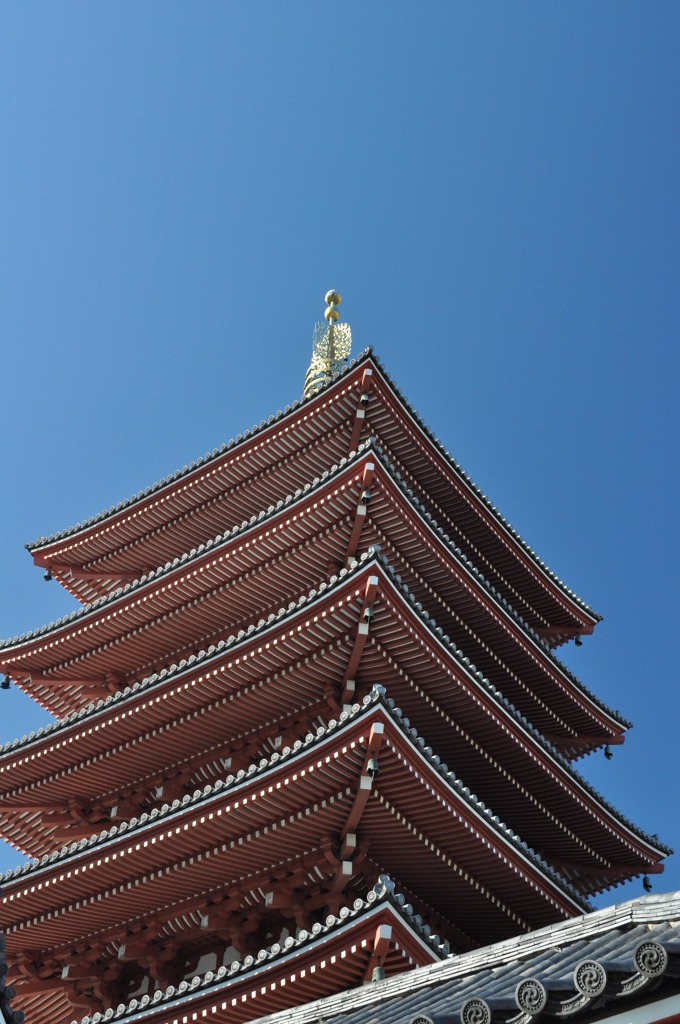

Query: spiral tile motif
[634,940,668,977]
[460,998,492,1024]
[515,978,547,1014]
[574,959,607,996]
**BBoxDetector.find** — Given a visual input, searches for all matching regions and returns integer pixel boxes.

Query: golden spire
[303,290,352,398]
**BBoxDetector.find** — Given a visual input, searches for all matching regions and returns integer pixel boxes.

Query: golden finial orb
[303,288,352,398]
[324,290,341,322]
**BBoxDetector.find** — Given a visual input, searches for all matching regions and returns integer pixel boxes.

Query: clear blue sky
[1,3,678,907]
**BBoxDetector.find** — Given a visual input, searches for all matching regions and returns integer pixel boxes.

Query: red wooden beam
[344,462,376,566]
[341,721,385,838]
[45,563,149,583]
[5,671,121,698]
[363,922,393,982]
[341,574,379,704]
[543,733,625,748]
[348,368,374,454]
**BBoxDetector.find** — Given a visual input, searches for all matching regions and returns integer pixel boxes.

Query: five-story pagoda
[0,293,669,1024]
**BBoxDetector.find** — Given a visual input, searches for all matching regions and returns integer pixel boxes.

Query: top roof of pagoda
[25,351,599,629]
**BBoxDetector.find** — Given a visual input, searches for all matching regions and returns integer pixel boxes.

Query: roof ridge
[368,443,627,726]
[369,352,600,621]
[374,557,666,856]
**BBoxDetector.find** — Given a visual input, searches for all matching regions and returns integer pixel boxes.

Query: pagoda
[0,292,669,1024]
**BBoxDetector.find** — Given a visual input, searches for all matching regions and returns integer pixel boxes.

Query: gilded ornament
[303,290,352,398]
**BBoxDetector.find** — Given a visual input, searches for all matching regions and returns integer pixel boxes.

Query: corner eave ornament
[303,290,352,398]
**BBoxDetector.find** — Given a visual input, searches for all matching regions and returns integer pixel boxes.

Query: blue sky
[0,3,678,907]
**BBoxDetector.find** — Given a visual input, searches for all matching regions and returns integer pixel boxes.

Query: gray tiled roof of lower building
[249,890,680,1024]
[65,892,680,1024]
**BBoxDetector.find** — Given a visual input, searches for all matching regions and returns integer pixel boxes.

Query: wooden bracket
[43,562,150,583]
[543,733,625,749]
[24,671,109,689]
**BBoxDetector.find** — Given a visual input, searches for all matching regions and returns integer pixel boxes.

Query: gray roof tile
[0,933,24,1024]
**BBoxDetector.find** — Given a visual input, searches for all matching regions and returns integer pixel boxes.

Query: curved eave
[0,444,626,742]
[0,549,624,785]
[1,446,370,688]
[0,556,664,874]
[365,357,600,638]
[27,357,375,596]
[1,692,588,944]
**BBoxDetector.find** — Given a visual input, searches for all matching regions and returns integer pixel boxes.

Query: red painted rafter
[0,702,591,961]
[4,452,606,748]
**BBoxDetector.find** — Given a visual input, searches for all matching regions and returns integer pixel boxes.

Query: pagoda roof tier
[6,878,446,1024]
[219,890,680,1024]
[26,353,598,641]
[1,691,590,966]
[1,443,624,749]
[0,558,666,890]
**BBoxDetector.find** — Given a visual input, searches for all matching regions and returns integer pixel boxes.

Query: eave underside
[1,463,622,748]
[2,704,586,978]
[0,571,659,892]
[7,890,444,1024]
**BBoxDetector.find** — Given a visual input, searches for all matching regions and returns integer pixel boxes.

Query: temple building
[0,293,674,1024]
